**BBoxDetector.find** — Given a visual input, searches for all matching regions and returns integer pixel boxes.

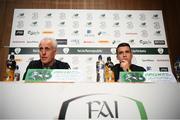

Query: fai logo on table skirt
[59,94,147,120]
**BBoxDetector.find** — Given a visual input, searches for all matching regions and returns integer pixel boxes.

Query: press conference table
[0,82,180,119]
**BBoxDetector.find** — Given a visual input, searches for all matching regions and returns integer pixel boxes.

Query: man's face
[116,46,133,64]
[39,40,56,65]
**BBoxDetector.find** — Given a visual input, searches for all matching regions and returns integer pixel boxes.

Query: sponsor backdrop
[9,9,171,81]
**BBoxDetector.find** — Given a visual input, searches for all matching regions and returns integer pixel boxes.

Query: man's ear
[131,52,133,60]
[54,48,57,53]
[116,55,118,60]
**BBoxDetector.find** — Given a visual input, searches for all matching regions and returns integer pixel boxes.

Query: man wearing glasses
[23,38,70,79]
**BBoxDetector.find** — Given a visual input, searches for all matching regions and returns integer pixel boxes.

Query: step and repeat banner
[9,9,171,81]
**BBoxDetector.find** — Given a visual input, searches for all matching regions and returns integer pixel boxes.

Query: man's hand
[120,60,130,71]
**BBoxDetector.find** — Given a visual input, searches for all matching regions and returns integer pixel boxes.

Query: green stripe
[125,97,148,120]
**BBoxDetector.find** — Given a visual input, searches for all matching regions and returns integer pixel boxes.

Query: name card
[25,69,84,82]
[120,72,177,83]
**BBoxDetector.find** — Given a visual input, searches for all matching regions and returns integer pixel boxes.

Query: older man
[23,38,70,79]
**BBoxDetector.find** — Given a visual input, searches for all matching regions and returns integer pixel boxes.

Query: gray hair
[39,38,57,49]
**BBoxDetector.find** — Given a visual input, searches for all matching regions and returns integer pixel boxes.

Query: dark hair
[116,42,131,55]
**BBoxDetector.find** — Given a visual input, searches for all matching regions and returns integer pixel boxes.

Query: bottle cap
[10,52,15,60]
[98,55,102,60]
[107,57,111,61]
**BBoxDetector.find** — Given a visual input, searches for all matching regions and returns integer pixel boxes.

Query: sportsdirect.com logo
[59,93,147,120]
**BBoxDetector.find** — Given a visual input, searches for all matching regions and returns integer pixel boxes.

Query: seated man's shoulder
[55,60,70,69]
[113,63,120,69]
[29,60,41,65]
[132,64,146,71]
[26,60,42,69]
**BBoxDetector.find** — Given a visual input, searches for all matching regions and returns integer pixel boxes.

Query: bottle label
[99,69,104,82]
[14,73,20,81]
[4,69,15,81]
[96,62,105,82]
[105,65,115,82]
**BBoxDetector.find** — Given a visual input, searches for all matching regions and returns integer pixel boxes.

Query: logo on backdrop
[14,48,21,54]
[139,40,152,45]
[15,30,24,36]
[159,67,168,72]
[154,40,165,45]
[58,94,147,119]
[157,48,164,54]
[56,39,67,45]
[17,13,25,18]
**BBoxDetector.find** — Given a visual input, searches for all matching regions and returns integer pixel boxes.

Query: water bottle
[5,52,16,81]
[96,55,105,82]
[14,65,20,81]
[174,56,180,81]
[105,57,115,82]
